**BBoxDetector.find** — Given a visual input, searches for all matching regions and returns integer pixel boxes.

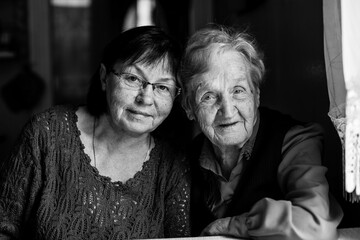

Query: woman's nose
[219,96,235,118]
[136,85,154,105]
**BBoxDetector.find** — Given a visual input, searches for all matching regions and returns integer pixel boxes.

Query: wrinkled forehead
[188,45,252,90]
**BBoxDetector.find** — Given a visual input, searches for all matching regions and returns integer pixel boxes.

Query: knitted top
[0,105,191,240]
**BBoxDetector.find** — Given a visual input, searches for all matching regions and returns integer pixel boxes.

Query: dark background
[0,0,358,227]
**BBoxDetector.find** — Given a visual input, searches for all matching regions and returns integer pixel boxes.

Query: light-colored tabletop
[143,228,360,240]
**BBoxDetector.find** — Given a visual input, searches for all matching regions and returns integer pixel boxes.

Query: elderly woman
[179,25,343,240]
[0,26,190,239]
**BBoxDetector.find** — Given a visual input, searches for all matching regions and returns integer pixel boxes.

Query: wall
[0,0,51,160]
[0,0,32,159]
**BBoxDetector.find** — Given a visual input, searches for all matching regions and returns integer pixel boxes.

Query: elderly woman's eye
[201,93,217,103]
[233,86,245,94]
[233,87,248,99]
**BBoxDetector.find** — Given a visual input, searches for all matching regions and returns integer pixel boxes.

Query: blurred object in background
[123,0,155,30]
[0,26,16,59]
[0,0,30,160]
[1,65,45,113]
[0,0,28,60]
[51,0,92,105]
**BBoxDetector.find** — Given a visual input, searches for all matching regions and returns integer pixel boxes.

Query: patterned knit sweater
[0,105,191,240]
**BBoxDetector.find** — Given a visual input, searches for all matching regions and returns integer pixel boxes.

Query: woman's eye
[201,93,217,103]
[156,84,170,92]
[233,87,245,94]
[126,75,141,82]
[233,87,248,98]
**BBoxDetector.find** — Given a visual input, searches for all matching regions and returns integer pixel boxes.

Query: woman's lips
[218,121,239,127]
[127,109,152,117]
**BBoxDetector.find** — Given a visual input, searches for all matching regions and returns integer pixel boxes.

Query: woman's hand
[200,214,251,239]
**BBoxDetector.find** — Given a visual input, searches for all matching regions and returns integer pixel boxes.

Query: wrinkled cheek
[197,120,210,133]
[239,100,256,118]
[196,107,214,125]
[195,108,217,135]
[235,102,256,132]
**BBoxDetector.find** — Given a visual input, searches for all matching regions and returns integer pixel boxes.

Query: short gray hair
[179,25,265,114]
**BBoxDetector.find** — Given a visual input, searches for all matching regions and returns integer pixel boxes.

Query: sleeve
[201,123,343,240]
[244,123,343,240]
[163,154,191,238]
[0,118,44,239]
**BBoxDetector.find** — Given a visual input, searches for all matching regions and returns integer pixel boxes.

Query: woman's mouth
[217,121,238,128]
[127,109,152,117]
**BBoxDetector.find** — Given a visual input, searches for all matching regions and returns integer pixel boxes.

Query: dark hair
[87,25,182,117]
[179,25,265,114]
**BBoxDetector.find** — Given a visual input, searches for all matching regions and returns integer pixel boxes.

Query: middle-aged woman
[179,25,343,240]
[0,26,190,239]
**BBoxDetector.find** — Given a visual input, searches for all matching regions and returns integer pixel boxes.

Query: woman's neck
[92,113,153,182]
[213,144,241,179]
[95,114,150,152]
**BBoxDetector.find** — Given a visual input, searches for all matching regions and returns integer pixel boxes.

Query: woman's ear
[185,108,195,121]
[184,101,196,121]
[181,96,196,121]
[100,63,107,91]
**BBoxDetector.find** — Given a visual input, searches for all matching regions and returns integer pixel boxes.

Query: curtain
[341,1,360,201]
[323,0,360,202]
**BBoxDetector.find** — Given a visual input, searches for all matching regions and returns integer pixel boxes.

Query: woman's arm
[201,123,343,240]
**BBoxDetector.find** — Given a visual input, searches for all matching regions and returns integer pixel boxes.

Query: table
[143,228,360,240]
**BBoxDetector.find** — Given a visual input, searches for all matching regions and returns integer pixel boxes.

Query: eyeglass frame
[110,70,181,99]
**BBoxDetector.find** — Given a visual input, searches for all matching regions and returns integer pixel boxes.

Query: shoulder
[284,122,324,147]
[17,105,78,142]
[257,107,324,152]
[28,105,77,130]
[32,104,77,123]
[277,115,324,164]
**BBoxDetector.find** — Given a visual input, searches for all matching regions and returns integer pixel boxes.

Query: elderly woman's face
[101,57,176,137]
[191,48,259,148]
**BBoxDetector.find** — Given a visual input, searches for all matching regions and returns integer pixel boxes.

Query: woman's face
[190,47,259,149]
[101,58,176,137]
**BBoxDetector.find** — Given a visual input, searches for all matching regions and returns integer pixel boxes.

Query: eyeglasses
[110,70,181,99]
